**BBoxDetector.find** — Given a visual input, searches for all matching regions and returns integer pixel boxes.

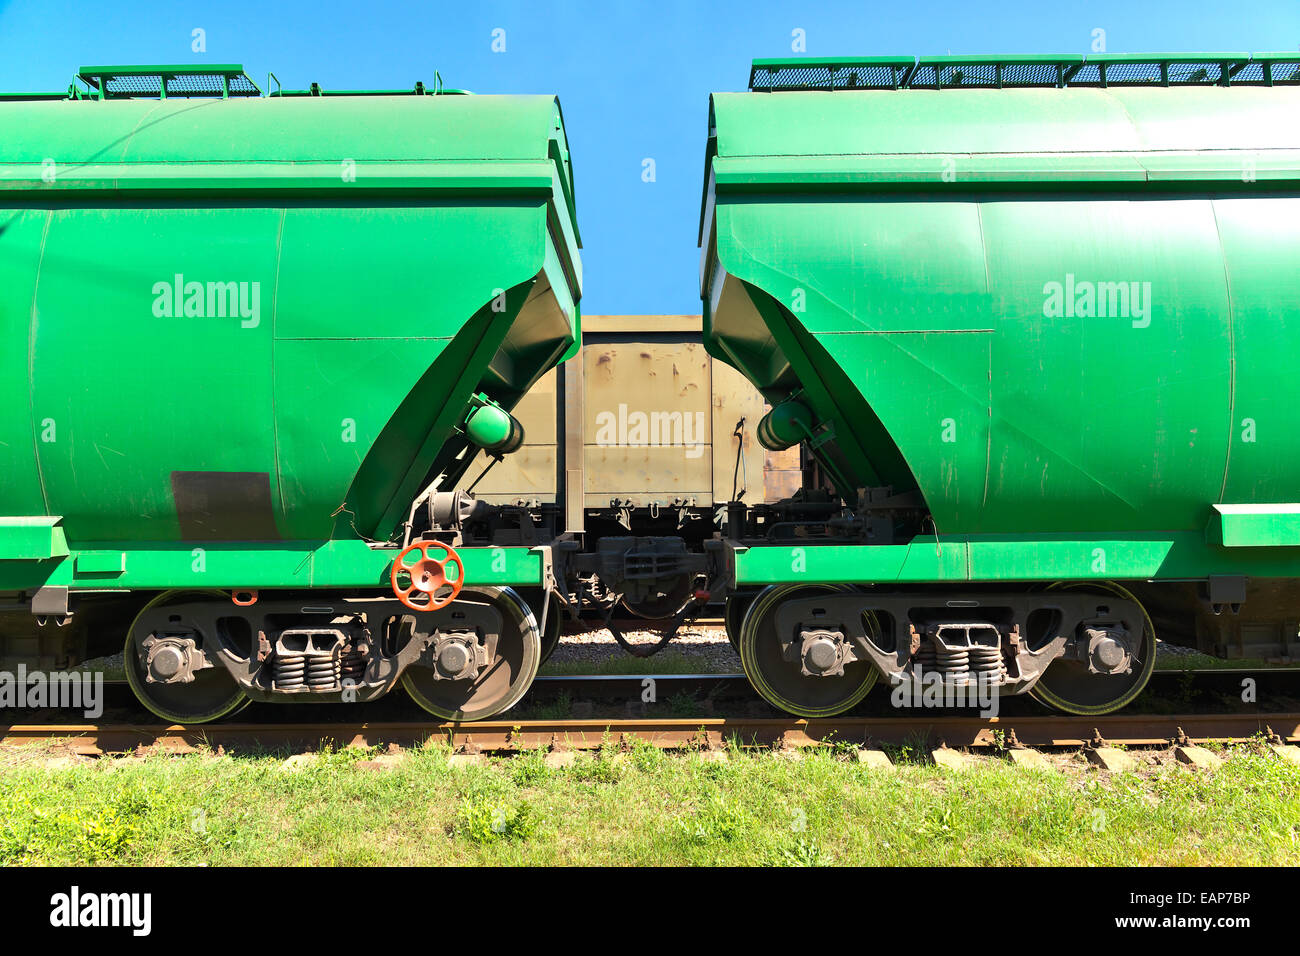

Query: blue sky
[1,0,1297,315]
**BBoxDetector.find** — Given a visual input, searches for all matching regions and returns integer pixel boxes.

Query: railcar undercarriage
[120,586,543,723]
[2,482,1289,724]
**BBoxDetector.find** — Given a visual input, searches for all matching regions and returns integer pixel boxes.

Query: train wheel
[512,589,562,666]
[538,599,562,667]
[1030,582,1157,715]
[738,584,878,718]
[401,586,541,721]
[724,591,756,651]
[123,590,250,724]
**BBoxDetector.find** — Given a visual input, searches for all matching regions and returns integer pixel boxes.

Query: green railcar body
[0,71,581,600]
[701,54,1300,588]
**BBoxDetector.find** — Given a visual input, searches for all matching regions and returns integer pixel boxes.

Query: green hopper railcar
[0,65,581,722]
[703,53,1300,716]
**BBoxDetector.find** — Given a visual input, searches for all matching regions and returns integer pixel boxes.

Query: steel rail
[71,668,1300,718]
[531,668,1300,698]
[3,712,1297,755]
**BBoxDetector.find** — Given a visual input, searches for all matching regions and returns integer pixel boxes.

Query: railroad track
[538,668,1300,701]
[4,711,1298,756]
[12,667,1300,727]
[67,665,1300,702]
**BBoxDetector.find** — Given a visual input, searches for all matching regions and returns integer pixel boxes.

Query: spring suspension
[914,623,1008,687]
[271,626,365,691]
[306,654,341,689]
[935,644,972,685]
[274,653,308,688]
[340,649,366,682]
[968,644,1007,684]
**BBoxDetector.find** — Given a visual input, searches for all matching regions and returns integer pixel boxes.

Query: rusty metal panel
[561,352,585,533]
[582,314,702,333]
[511,367,558,444]
[710,358,768,504]
[583,341,713,505]
[584,446,713,505]
[468,367,558,504]
[470,445,557,503]
[466,317,805,510]
[757,395,805,502]
[762,420,804,501]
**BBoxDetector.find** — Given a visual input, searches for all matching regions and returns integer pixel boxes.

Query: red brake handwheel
[391,540,464,612]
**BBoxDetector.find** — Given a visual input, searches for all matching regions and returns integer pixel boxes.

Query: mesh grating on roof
[913,63,1000,88]
[748,55,1296,91]
[1074,59,1251,86]
[1168,61,1226,84]
[942,64,993,87]
[79,66,261,99]
[1234,62,1267,83]
[1101,61,1167,84]
[1257,60,1300,83]
[1001,62,1066,86]
[1068,63,1102,84]
[164,72,256,95]
[104,74,163,96]
[749,62,909,91]
[227,73,260,94]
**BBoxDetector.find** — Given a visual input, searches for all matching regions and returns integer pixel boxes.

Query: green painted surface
[1208,504,1300,548]
[703,73,1300,582]
[0,517,68,560]
[0,86,579,593]
[0,541,544,591]
[465,398,520,451]
[734,535,1300,586]
[756,399,811,451]
[712,152,1300,187]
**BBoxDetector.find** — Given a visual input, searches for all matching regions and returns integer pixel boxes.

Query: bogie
[120,586,546,723]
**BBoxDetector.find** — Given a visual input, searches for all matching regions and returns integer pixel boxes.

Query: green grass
[1155,652,1280,672]
[73,661,127,682]
[2,739,1298,865]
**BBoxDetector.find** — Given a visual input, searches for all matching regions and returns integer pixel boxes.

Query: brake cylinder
[464,395,525,454]
[757,400,812,451]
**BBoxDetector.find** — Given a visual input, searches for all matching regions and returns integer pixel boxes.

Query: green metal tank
[0,65,581,722]
[704,53,1300,552]
[703,54,1300,717]
[1,65,579,555]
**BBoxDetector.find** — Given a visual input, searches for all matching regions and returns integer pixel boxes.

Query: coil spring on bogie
[306,654,341,689]
[274,653,308,688]
[340,650,366,682]
[936,644,970,683]
[914,640,1006,686]
[274,652,351,689]
[968,644,1007,684]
